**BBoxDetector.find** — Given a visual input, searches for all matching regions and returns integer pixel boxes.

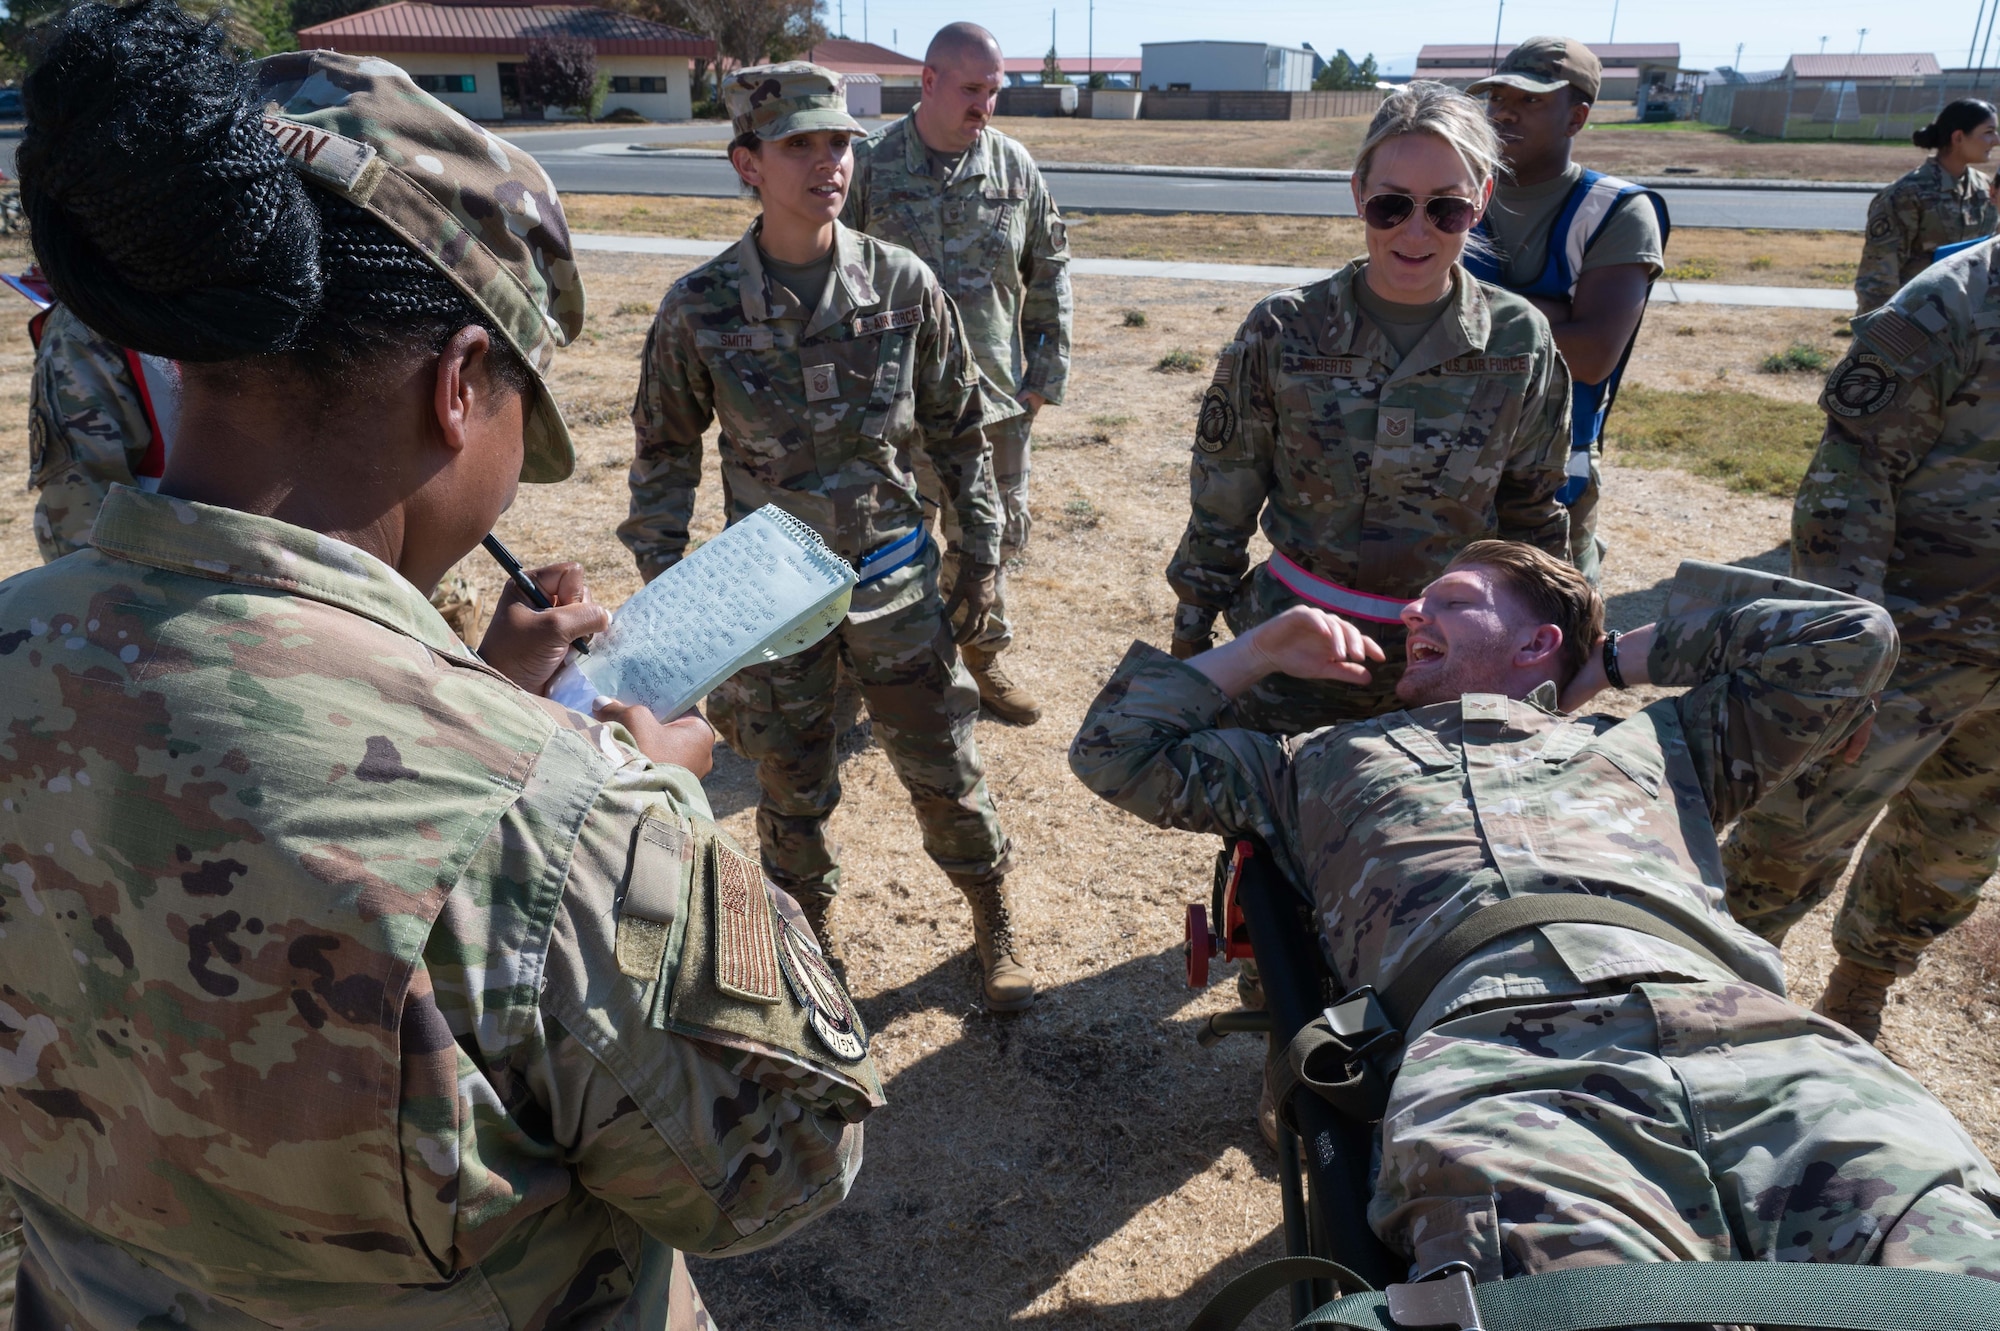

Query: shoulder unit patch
[777,913,869,1062]
[711,841,782,1003]
[1824,352,1901,419]
[1196,385,1237,453]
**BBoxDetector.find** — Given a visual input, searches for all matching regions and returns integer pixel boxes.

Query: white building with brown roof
[297,0,714,121]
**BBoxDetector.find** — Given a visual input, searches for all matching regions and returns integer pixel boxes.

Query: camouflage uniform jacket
[623,220,1017,581]
[1855,158,1996,314]
[843,114,1072,403]
[27,304,158,563]
[0,488,879,1330]
[1166,262,1572,632]
[1072,561,1896,1034]
[1797,238,2000,664]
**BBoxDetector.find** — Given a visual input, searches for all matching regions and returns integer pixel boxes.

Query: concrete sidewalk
[572,233,1857,311]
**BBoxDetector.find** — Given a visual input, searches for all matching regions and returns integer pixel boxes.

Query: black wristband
[1603,630,1628,691]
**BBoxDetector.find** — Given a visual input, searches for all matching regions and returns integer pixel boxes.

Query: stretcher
[1179,838,2000,1331]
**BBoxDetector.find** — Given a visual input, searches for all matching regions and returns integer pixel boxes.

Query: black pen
[481,534,592,655]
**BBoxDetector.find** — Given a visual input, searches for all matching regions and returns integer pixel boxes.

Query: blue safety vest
[1464,170,1670,505]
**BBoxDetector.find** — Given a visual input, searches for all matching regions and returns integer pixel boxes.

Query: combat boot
[950,871,1037,1011]
[1816,956,1897,1043]
[961,644,1043,726]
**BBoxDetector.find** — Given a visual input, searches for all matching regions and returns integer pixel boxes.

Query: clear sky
[832,0,1991,78]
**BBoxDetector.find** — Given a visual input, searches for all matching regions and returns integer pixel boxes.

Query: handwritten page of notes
[548,506,856,719]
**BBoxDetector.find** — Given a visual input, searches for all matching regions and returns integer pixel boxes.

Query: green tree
[289,0,377,37]
[1041,45,1068,85]
[1312,47,1378,91]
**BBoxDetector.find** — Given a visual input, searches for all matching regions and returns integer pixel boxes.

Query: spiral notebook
[548,506,857,720]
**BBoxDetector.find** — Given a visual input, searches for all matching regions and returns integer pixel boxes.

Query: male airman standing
[1467,37,1668,583]
[844,20,1072,725]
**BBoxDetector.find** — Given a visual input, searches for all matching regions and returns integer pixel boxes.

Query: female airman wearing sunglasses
[1165,80,1575,734]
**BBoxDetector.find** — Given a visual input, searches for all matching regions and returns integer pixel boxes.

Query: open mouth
[1390,246,1437,267]
[1407,639,1445,665]
[809,182,842,200]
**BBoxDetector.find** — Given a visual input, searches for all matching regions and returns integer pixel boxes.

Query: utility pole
[1051,7,1057,66]
[836,0,843,39]
[1491,0,1505,71]
[1608,0,1618,43]
[1819,35,1828,56]
[1733,41,1743,72]
[1855,27,1868,57]
[862,0,867,44]
[1088,0,1094,85]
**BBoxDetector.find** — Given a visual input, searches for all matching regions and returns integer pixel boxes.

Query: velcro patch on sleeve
[1440,355,1530,376]
[711,841,782,1004]
[262,116,377,193]
[851,305,925,337]
[1196,385,1237,453]
[616,813,693,982]
[1822,352,1903,418]
[1210,341,1244,386]
[1862,309,1929,367]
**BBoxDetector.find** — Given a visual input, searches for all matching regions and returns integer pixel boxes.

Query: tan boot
[961,644,1043,726]
[1816,957,1897,1043]
[951,872,1037,1011]
[795,892,849,986]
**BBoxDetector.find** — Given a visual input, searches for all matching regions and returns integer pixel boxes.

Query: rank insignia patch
[777,913,869,1062]
[1825,352,1900,418]
[804,362,840,402]
[1196,385,1236,453]
[712,842,782,1003]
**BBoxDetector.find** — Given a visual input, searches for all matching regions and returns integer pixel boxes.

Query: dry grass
[4,255,1996,1328]
[991,115,1919,182]
[563,193,1862,286]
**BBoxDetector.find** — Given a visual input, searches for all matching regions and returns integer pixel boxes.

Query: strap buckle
[1323,985,1400,1064]
[1384,1262,1485,1330]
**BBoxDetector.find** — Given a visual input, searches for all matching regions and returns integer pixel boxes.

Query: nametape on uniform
[1440,355,1530,376]
[696,328,775,351]
[616,814,692,982]
[711,841,782,1003]
[851,305,924,337]
[1285,356,1370,378]
[262,116,377,193]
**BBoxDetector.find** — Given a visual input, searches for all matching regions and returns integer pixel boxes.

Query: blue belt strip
[855,526,929,585]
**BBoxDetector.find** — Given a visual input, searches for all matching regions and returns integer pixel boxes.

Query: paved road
[520,132,1873,231]
[0,123,1868,230]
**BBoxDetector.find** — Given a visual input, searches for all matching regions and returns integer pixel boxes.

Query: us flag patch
[711,842,782,1004]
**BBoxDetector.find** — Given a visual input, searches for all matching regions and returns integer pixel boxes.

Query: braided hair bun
[17,0,322,361]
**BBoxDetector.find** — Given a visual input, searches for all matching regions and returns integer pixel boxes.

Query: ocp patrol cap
[724,61,866,140]
[1467,36,1603,104]
[249,50,584,484]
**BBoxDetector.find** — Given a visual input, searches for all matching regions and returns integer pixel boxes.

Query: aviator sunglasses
[1359,192,1481,234]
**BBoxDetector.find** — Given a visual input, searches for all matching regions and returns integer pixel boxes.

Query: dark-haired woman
[1856,98,2000,313]
[0,4,874,1326]
[622,62,1035,1012]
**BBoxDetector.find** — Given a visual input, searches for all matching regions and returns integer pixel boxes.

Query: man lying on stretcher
[1071,539,2000,1283]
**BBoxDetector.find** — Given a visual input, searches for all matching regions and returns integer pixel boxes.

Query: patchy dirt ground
[3,255,1997,1327]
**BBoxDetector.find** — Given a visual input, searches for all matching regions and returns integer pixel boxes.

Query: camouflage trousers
[706,549,1008,900]
[917,410,1032,653]
[1722,651,2000,974]
[1566,448,1605,587]
[1223,559,1408,734]
[1372,980,2000,1287]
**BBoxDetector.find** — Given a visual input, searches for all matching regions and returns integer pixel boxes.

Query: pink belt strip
[1266,552,1411,624]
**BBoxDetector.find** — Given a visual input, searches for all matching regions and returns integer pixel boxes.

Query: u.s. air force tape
[1825,352,1900,418]
[776,912,868,1062]
[1196,385,1236,452]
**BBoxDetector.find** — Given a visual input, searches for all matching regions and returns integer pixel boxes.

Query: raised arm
[1016,164,1072,406]
[1647,561,1898,826]
[1165,305,1281,655]
[619,297,715,582]
[1791,296,1962,603]
[912,282,1015,566]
